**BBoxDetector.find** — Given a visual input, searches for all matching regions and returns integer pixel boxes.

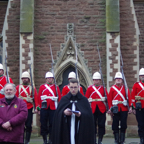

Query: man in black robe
[52,78,95,144]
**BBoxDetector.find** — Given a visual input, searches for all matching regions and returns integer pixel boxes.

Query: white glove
[122,100,127,106]
[27,97,33,103]
[88,98,93,103]
[101,97,106,102]
[52,97,58,101]
[41,95,48,100]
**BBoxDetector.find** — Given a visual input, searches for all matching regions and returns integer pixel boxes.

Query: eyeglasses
[69,86,78,89]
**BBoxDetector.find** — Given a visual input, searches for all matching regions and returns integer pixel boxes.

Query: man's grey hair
[4,83,16,91]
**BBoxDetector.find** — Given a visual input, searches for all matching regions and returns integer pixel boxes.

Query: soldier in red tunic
[108,72,132,144]
[131,68,144,144]
[62,72,84,96]
[15,71,39,144]
[85,72,108,144]
[38,72,61,144]
[0,63,13,99]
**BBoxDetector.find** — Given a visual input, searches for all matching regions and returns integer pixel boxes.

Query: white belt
[88,97,106,103]
[41,95,58,101]
[112,100,127,106]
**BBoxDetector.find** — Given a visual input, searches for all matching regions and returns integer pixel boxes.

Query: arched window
[59,66,86,94]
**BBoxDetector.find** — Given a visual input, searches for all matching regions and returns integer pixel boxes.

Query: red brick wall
[2,0,141,92]
[134,2,144,68]
[5,0,20,84]
[120,0,137,90]
[34,0,106,90]
[0,2,7,33]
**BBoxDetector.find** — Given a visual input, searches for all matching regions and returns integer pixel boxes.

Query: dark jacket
[52,92,95,144]
[0,96,28,143]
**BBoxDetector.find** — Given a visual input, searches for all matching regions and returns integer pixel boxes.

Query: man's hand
[132,109,136,115]
[107,109,111,114]
[2,121,11,129]
[64,108,72,116]
[73,111,81,117]
[128,107,132,114]
[34,109,38,114]
[7,127,12,131]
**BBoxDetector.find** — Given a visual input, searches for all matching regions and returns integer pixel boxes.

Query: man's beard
[23,81,29,85]
[5,94,15,99]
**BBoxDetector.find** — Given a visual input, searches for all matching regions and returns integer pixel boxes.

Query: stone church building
[0,0,144,136]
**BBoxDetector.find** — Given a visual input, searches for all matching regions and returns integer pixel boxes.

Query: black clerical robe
[52,91,95,144]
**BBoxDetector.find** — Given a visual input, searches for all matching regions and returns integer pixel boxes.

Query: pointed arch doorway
[59,65,86,94]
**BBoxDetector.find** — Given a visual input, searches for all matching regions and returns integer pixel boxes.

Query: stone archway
[53,23,93,91]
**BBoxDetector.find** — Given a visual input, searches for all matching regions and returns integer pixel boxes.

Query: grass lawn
[29,137,43,144]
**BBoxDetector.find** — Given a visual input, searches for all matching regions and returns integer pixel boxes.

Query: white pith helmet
[45,72,54,78]
[21,71,30,79]
[139,68,144,76]
[93,72,101,79]
[114,72,123,79]
[68,72,76,79]
[0,63,4,70]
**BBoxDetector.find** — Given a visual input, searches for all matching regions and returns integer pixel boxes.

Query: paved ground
[29,137,140,144]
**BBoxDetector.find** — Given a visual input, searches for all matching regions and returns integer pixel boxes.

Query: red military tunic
[0,75,13,99]
[15,84,39,109]
[38,84,61,110]
[62,85,84,96]
[108,84,132,112]
[131,81,144,108]
[85,85,108,113]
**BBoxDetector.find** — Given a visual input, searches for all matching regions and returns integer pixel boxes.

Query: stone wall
[120,0,138,90]
[1,0,144,136]
[4,0,20,84]
[0,2,7,33]
[134,2,144,68]
[34,0,106,90]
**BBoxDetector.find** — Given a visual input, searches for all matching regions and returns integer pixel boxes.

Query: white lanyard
[137,82,144,96]
[0,76,5,88]
[112,86,126,101]
[44,84,57,108]
[92,86,103,99]
[19,85,31,98]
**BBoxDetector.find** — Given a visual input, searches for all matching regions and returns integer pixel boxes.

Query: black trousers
[40,107,55,136]
[112,110,128,134]
[93,106,106,136]
[136,108,144,138]
[25,108,33,132]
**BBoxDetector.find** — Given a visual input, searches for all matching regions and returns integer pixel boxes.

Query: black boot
[94,135,97,144]
[47,133,52,144]
[114,133,119,144]
[42,135,48,144]
[98,135,103,144]
[120,133,125,144]
[25,132,31,144]
[140,137,144,144]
